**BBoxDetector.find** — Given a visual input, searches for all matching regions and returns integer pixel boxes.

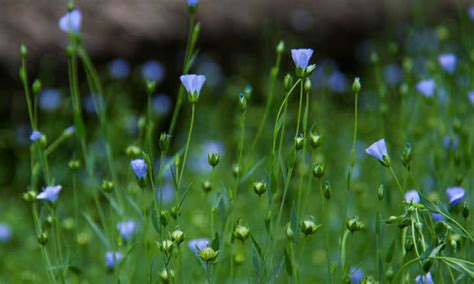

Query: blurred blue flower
[30,130,44,142]
[109,58,130,79]
[188,238,209,257]
[416,79,435,97]
[156,183,175,205]
[446,187,465,205]
[438,53,457,73]
[469,5,474,21]
[0,224,12,242]
[84,95,105,114]
[37,185,62,202]
[152,95,172,115]
[416,272,433,284]
[291,49,313,69]
[365,138,387,162]
[327,70,348,93]
[63,126,76,136]
[141,60,165,82]
[443,135,458,150]
[405,190,420,204]
[383,64,403,86]
[187,0,199,7]
[468,90,474,104]
[59,9,81,34]
[405,29,439,55]
[105,251,123,270]
[180,74,206,96]
[39,89,63,112]
[116,220,136,241]
[131,159,147,180]
[196,56,223,86]
[350,267,363,284]
[431,212,445,222]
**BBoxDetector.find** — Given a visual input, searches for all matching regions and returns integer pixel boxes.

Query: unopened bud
[171,206,180,219]
[276,40,285,54]
[32,79,42,95]
[286,223,294,240]
[352,77,361,93]
[159,268,175,283]
[232,164,240,178]
[347,216,364,233]
[300,219,320,236]
[294,134,304,150]
[38,232,48,245]
[401,143,413,170]
[157,240,174,255]
[233,224,250,242]
[171,229,185,245]
[377,185,384,201]
[304,78,312,93]
[146,80,157,94]
[126,145,142,157]
[160,210,169,227]
[199,247,218,262]
[239,93,247,112]
[102,180,114,192]
[68,160,81,171]
[324,181,331,200]
[159,133,171,152]
[202,180,212,193]
[312,163,325,179]
[208,152,219,168]
[23,190,37,202]
[253,181,267,197]
[19,44,28,58]
[310,132,321,149]
[462,202,470,219]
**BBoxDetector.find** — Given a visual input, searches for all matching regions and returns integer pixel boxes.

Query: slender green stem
[296,88,309,220]
[178,104,196,190]
[388,166,404,196]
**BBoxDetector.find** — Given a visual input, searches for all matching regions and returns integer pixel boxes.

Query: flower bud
[159,133,171,152]
[32,79,42,95]
[137,116,146,131]
[276,40,285,54]
[304,78,312,93]
[300,219,320,236]
[324,181,331,200]
[199,247,218,262]
[462,202,470,219]
[286,223,294,240]
[233,224,250,242]
[244,84,252,98]
[208,152,219,168]
[312,163,325,179]
[171,206,180,219]
[68,160,81,171]
[352,77,361,93]
[23,190,37,202]
[253,181,267,197]
[377,185,384,201]
[404,238,414,252]
[159,268,175,283]
[294,134,304,150]
[102,180,114,192]
[346,216,364,233]
[126,145,142,157]
[160,210,169,227]
[232,164,240,178]
[284,74,293,91]
[19,44,28,58]
[146,80,157,94]
[38,232,48,246]
[239,93,247,112]
[384,215,397,224]
[385,266,394,281]
[310,132,321,149]
[157,240,174,255]
[401,143,413,170]
[202,180,212,193]
[171,229,185,245]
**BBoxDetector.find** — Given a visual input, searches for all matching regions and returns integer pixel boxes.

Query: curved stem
[178,104,196,189]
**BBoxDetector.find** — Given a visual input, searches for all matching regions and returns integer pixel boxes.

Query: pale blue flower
[0,224,12,242]
[416,272,433,284]
[152,95,172,115]
[30,130,44,142]
[431,212,445,222]
[156,183,175,205]
[39,89,63,112]
[180,74,206,96]
[84,95,104,114]
[446,187,465,205]
[59,9,82,34]
[416,79,435,97]
[443,135,458,150]
[327,70,348,93]
[405,190,420,204]
[188,238,209,256]
[187,0,199,7]
[350,267,363,284]
[105,251,123,270]
[365,138,388,162]
[109,58,130,79]
[438,53,457,73]
[142,60,165,82]
[37,185,62,202]
[291,49,313,69]
[468,91,474,104]
[383,64,403,86]
[131,159,147,179]
[116,220,136,241]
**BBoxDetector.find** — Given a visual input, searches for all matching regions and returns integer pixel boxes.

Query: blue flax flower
[116,220,137,241]
[0,223,12,242]
[404,190,420,204]
[141,60,165,82]
[291,49,313,69]
[416,79,435,97]
[446,187,465,205]
[59,9,82,34]
[416,272,433,284]
[180,74,206,95]
[105,251,123,270]
[438,53,457,73]
[39,89,63,112]
[131,159,147,180]
[30,130,44,142]
[350,266,363,284]
[37,185,62,202]
[365,138,388,162]
[109,58,130,79]
[431,212,445,222]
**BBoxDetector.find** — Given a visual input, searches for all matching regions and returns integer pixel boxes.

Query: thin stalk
[388,166,404,196]
[177,104,196,189]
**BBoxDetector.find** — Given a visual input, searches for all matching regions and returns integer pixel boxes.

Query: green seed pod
[346,216,364,233]
[312,163,325,179]
[294,134,304,150]
[202,180,212,193]
[208,152,220,168]
[171,229,185,245]
[68,160,81,171]
[385,266,394,281]
[23,191,37,202]
[309,132,321,149]
[233,224,250,242]
[253,181,267,197]
[160,210,169,227]
[170,206,180,219]
[377,185,384,201]
[32,79,42,95]
[38,232,48,246]
[157,240,174,255]
[300,219,320,236]
[324,181,331,201]
[199,247,218,262]
[159,268,175,284]
[232,164,241,178]
[102,180,114,192]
